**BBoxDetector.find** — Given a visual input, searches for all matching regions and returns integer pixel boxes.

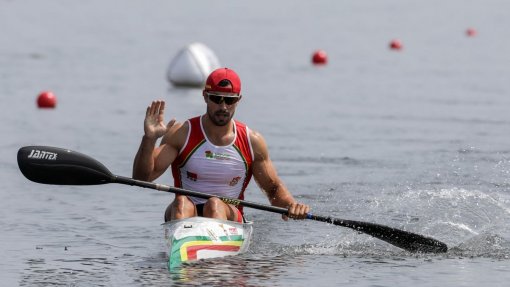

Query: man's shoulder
[171,120,189,133]
[162,120,189,147]
[248,128,267,149]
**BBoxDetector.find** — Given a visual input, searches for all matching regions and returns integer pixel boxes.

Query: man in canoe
[133,67,310,223]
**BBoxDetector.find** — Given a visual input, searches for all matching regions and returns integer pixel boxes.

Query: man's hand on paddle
[144,100,176,139]
[284,202,310,221]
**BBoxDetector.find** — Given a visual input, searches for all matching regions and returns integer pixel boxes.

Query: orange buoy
[37,91,57,108]
[312,50,328,65]
[466,28,477,37]
[389,39,403,50]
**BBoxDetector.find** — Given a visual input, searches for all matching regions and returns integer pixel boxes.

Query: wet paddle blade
[309,215,448,253]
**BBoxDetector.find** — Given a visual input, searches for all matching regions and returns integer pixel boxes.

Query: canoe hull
[163,217,253,269]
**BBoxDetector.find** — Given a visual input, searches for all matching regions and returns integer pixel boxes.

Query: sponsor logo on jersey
[205,150,232,160]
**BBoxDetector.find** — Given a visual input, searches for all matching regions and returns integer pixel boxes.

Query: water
[2,0,510,286]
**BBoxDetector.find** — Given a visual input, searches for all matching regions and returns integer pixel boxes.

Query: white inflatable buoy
[167,43,221,87]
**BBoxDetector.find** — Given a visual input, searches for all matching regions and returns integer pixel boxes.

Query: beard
[207,109,234,126]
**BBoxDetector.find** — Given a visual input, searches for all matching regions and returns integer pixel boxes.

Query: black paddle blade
[310,215,448,253]
[337,219,448,253]
[17,146,113,185]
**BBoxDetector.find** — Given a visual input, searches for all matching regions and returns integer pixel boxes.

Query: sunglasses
[206,93,241,105]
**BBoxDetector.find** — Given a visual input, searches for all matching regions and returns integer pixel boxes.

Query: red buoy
[312,50,328,65]
[389,39,403,50]
[37,91,57,108]
[466,28,477,37]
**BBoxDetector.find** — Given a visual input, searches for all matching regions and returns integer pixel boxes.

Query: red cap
[204,68,241,94]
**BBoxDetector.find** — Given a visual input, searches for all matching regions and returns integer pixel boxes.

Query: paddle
[17,145,448,253]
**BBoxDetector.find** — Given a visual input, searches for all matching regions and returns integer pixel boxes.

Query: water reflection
[125,253,302,286]
[17,235,510,286]
[168,254,291,286]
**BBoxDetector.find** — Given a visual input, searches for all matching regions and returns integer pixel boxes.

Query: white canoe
[163,217,253,269]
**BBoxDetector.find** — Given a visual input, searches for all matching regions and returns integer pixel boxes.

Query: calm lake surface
[1,0,510,286]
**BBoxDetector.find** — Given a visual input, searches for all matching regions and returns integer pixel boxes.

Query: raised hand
[144,100,175,140]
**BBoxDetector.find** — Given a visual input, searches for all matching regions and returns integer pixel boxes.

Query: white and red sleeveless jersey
[171,116,254,214]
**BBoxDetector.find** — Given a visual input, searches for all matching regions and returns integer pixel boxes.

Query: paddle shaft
[114,175,290,214]
[117,176,377,219]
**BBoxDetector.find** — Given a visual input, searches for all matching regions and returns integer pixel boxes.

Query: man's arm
[132,100,184,181]
[250,130,310,219]
[132,132,180,181]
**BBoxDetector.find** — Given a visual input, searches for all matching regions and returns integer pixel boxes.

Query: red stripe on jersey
[232,120,253,214]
